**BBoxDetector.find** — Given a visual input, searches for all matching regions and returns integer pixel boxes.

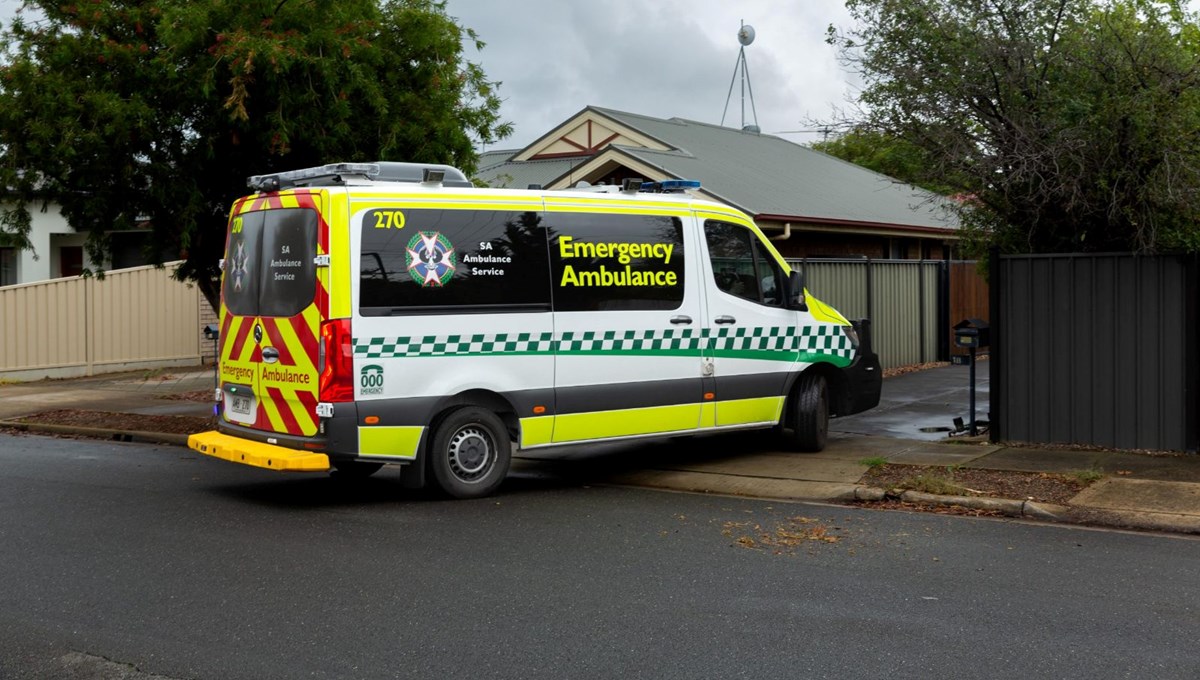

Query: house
[476,106,959,260]
[0,201,163,286]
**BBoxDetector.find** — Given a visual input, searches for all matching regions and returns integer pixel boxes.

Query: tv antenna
[721,22,759,132]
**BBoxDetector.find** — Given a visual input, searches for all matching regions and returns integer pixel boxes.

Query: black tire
[331,460,385,479]
[785,373,829,452]
[427,407,511,499]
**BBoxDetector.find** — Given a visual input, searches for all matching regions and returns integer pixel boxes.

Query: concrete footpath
[2,365,1199,535]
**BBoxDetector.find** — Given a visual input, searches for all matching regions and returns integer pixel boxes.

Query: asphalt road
[2,433,1199,680]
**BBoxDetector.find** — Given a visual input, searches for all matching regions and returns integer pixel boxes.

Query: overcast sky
[0,0,862,149]
[442,0,862,150]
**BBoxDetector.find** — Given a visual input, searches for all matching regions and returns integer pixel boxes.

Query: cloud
[447,0,859,148]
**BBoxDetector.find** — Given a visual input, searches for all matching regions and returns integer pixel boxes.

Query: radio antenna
[720,21,760,132]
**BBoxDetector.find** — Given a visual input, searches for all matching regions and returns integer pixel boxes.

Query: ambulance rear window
[223,208,318,318]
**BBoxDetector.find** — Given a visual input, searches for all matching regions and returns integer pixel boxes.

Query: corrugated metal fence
[991,253,1198,452]
[0,262,203,381]
[788,259,985,370]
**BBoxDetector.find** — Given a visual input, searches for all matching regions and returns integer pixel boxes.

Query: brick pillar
[199,300,219,365]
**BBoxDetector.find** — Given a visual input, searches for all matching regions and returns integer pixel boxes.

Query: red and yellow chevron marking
[218,306,321,436]
[216,187,331,438]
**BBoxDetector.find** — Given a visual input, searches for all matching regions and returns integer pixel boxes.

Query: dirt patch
[861,463,1089,505]
[160,390,215,403]
[9,409,216,435]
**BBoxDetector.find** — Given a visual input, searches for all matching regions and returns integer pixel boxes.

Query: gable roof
[477,106,957,233]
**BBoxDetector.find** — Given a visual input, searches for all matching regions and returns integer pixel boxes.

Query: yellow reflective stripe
[327,191,351,318]
[349,196,542,211]
[806,294,850,325]
[553,404,701,442]
[700,401,716,428]
[278,193,301,209]
[715,397,785,427]
[693,208,754,225]
[358,426,424,459]
[543,196,691,210]
[188,430,330,472]
[519,416,554,447]
[544,204,689,217]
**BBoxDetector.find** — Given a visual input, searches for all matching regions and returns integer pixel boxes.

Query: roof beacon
[640,179,701,193]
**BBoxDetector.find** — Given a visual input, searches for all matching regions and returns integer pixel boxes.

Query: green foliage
[830,0,1200,256]
[0,0,511,306]
[898,474,967,496]
[811,129,959,195]
[858,456,889,469]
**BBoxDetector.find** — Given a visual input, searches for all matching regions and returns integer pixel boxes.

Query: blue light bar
[639,179,701,193]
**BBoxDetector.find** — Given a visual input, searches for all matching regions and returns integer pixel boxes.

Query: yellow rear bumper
[188,430,330,472]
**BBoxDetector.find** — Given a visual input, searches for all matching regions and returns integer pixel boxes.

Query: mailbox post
[953,318,990,435]
[203,325,220,412]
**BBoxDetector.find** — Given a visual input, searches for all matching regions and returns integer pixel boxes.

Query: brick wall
[199,299,219,365]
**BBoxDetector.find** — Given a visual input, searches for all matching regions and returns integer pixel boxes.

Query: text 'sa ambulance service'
[188,163,882,499]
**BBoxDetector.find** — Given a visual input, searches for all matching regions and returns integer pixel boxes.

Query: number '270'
[368,209,406,230]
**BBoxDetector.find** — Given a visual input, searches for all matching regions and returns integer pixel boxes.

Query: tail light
[318,318,354,403]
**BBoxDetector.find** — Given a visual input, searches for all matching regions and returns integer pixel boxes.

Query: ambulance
[187,162,881,498]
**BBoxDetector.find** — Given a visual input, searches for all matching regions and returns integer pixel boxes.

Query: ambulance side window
[546,212,685,312]
[358,209,550,314]
[704,220,784,307]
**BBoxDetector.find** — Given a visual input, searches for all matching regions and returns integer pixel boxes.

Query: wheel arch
[428,389,520,442]
[785,361,851,424]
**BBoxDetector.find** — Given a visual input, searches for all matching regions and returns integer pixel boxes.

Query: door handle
[261,347,280,363]
[670,315,693,325]
[715,315,736,325]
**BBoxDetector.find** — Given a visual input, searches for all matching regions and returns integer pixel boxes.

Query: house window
[0,247,16,286]
[59,246,83,278]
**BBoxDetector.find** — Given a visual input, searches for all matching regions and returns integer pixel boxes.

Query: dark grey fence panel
[992,253,1196,452]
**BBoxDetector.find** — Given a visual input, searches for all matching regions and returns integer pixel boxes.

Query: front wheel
[783,373,829,452]
[427,407,511,499]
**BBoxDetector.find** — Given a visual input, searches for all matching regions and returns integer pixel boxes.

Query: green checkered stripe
[558,328,704,352]
[708,325,854,360]
[353,325,852,360]
[355,332,555,359]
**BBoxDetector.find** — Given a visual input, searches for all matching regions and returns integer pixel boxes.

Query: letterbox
[953,318,990,348]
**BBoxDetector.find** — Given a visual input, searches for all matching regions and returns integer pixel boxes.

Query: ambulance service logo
[405,231,457,287]
[230,239,249,293]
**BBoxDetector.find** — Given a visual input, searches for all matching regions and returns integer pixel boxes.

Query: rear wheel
[784,373,829,452]
[427,407,511,499]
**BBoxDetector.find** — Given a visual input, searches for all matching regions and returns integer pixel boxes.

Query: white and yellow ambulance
[188,162,881,498]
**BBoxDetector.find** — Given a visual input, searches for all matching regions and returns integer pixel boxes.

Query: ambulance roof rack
[247,162,473,191]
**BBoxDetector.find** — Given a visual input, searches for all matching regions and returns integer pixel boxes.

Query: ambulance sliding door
[545,208,704,443]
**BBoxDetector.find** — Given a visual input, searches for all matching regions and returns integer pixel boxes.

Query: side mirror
[787,270,807,311]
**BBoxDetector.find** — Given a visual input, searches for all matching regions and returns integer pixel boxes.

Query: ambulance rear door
[218,192,325,438]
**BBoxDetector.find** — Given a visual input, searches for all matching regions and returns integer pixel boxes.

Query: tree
[810,128,960,195]
[0,0,512,308]
[829,0,1200,255]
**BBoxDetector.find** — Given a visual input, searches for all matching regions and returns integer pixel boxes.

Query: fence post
[1187,254,1199,452]
[865,256,874,329]
[918,260,926,363]
[938,261,950,361]
[988,247,1001,443]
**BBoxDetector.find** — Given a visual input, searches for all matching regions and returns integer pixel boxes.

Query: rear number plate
[231,396,252,415]
[224,391,257,424]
